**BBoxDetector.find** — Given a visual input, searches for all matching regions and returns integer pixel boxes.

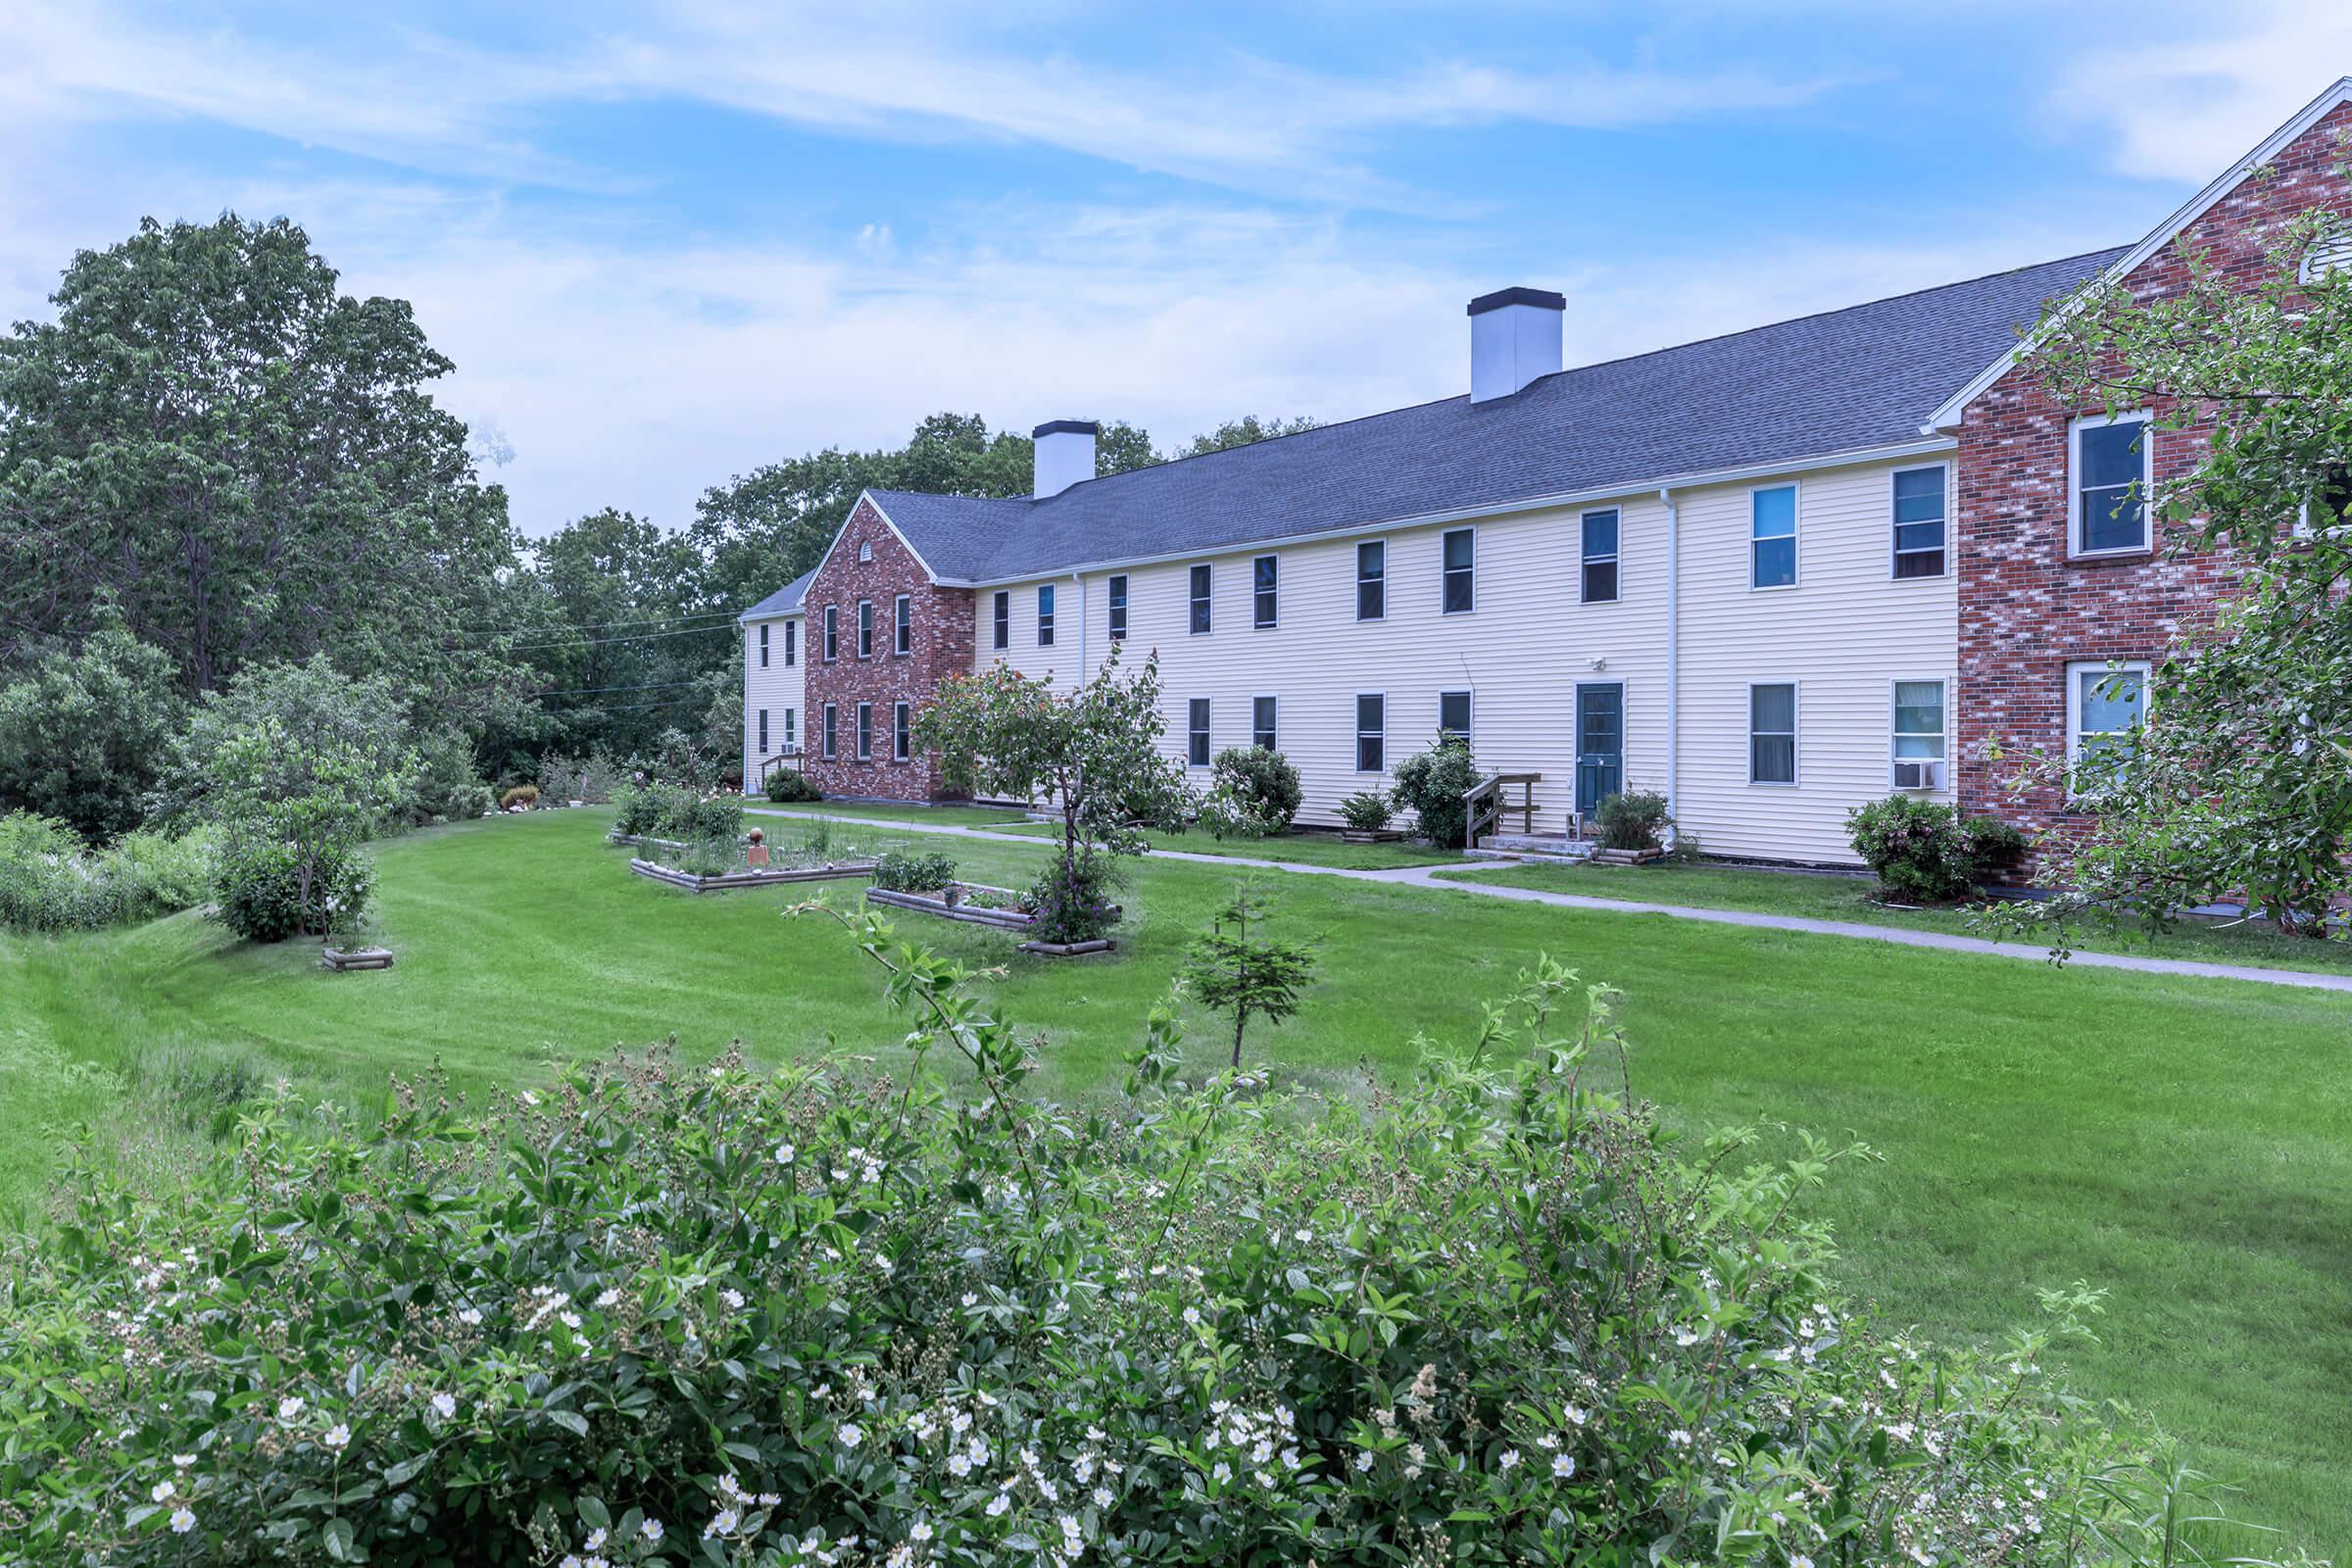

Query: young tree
[1391,733,1480,850]
[914,643,1192,938]
[1178,883,1318,1067]
[1983,209,2352,940]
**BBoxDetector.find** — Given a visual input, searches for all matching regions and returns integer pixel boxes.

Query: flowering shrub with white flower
[0,909,2307,1566]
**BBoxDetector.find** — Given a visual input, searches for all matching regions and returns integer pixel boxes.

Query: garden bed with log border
[630,858,877,894]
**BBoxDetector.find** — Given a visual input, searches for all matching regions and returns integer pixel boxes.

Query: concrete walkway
[748,806,2352,995]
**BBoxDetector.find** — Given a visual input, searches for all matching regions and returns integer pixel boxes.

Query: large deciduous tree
[0,619,185,840]
[0,216,521,721]
[1983,211,2352,941]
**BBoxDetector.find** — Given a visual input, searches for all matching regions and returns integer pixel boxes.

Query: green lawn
[986,819,1472,870]
[1438,858,2352,976]
[4,809,2349,1554]
[751,800,1039,828]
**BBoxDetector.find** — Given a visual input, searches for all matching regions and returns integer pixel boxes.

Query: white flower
[1182,1306,1200,1326]
[1674,1327,1702,1348]
[959,1292,978,1307]
[639,1518,664,1544]
[430,1393,458,1421]
[519,1090,539,1106]
[558,1309,583,1330]
[774,1143,795,1164]
[1667,1429,1693,1449]
[1563,1403,1589,1427]
[276,1396,306,1424]
[458,1307,483,1327]
[719,1288,746,1310]
[758,1493,782,1507]
[705,1509,741,1538]
[910,1521,934,1543]
[1091,1487,1111,1508]
[839,1424,863,1449]
[322,1423,351,1452]
[1211,1461,1232,1484]
[947,1454,972,1478]
[1552,1452,1576,1479]
[150,1480,177,1502]
[1498,1448,1520,1473]
[586,1528,609,1550]
[986,1491,1011,1517]
[172,1453,196,1470]
[595,1289,621,1307]
[1352,1451,1373,1473]
[170,1506,197,1535]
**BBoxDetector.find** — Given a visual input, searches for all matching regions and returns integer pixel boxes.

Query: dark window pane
[1893,550,1944,579]
[1356,735,1384,772]
[1752,536,1796,587]
[1357,578,1384,619]
[1107,574,1127,640]
[1750,734,1795,784]
[1443,530,1474,570]
[2080,422,2144,489]
[1439,691,1471,740]
[1750,683,1795,732]
[1583,560,1618,603]
[1252,696,1277,751]
[1581,511,1618,558]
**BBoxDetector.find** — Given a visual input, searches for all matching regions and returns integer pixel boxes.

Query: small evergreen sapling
[1177,882,1318,1067]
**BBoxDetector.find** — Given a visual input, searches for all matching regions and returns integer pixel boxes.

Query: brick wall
[801,497,974,802]
[1954,101,2352,852]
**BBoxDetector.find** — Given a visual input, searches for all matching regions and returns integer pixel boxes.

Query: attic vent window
[858,541,873,562]
[2300,225,2352,285]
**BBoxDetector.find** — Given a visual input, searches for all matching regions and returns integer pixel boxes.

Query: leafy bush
[498,784,540,811]
[0,921,2295,1567]
[404,729,494,824]
[651,726,715,791]
[213,834,373,943]
[871,849,956,893]
[1389,734,1478,849]
[764,769,822,804]
[660,792,744,843]
[0,812,216,933]
[1337,791,1393,833]
[0,621,184,841]
[1208,747,1302,834]
[1846,795,2023,904]
[1027,852,1121,944]
[611,783,664,837]
[671,836,742,879]
[535,752,586,807]
[1595,789,1673,852]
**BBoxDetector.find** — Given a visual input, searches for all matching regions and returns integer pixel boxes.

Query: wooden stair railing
[756,746,806,787]
[1462,771,1541,847]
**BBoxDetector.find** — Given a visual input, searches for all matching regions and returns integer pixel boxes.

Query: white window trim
[1189,563,1213,635]
[1355,537,1388,622]
[1887,677,1948,790]
[1187,697,1212,767]
[784,620,797,667]
[1579,509,1621,605]
[1107,572,1129,640]
[1745,679,1799,787]
[1440,526,1477,615]
[2065,659,2153,797]
[892,700,911,763]
[783,708,796,746]
[1250,693,1279,753]
[855,702,873,760]
[2068,409,2154,560]
[758,623,770,667]
[1252,553,1280,630]
[1748,481,1800,592]
[894,593,911,656]
[1037,583,1056,647]
[820,703,838,760]
[856,599,874,660]
[991,590,1010,652]
[822,606,839,662]
[1438,688,1474,748]
[1354,690,1388,773]
[1888,464,1949,580]
[758,708,768,753]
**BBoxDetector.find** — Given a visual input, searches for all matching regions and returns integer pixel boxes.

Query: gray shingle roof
[737,566,816,622]
[845,248,2131,588]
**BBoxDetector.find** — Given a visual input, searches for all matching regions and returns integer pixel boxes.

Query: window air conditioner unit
[1890,759,1942,790]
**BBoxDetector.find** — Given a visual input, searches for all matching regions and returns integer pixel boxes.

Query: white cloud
[2052,0,2352,182]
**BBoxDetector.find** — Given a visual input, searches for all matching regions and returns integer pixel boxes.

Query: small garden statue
[746,827,769,868]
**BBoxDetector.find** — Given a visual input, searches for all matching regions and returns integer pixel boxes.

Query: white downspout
[1659,487,1680,846]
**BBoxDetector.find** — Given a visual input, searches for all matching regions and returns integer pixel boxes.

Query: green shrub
[1208,747,1301,834]
[659,792,743,843]
[871,849,956,893]
[0,813,216,933]
[1336,791,1393,833]
[764,769,822,804]
[0,925,2293,1566]
[1027,853,1120,943]
[404,729,494,824]
[1594,789,1673,852]
[1389,734,1478,849]
[1846,795,2021,904]
[212,834,373,943]
[498,784,539,810]
[576,753,626,806]
[611,783,665,837]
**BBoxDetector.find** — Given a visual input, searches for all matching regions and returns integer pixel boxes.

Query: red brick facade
[801,497,974,802]
[1954,101,2352,847]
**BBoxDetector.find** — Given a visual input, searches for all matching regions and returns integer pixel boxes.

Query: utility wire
[534,677,711,698]
[452,606,742,637]
[477,621,739,653]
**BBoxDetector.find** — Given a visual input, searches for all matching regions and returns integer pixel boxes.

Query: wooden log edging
[1017,938,1117,957]
[320,946,395,972]
[864,886,1036,929]
[630,858,877,894]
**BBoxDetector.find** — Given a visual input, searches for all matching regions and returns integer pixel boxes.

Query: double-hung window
[759,624,770,668]
[1355,694,1386,772]
[1187,699,1211,766]
[1439,690,1473,746]
[1441,528,1475,613]
[856,702,872,760]
[784,620,798,666]
[1751,485,1797,588]
[2299,463,2352,538]
[822,606,839,662]
[821,704,838,760]
[2067,661,2150,797]
[758,709,768,752]
[857,600,874,659]
[783,709,796,749]
[2072,412,2150,556]
[1748,683,1797,784]
[1580,510,1619,603]
[1107,574,1128,641]
[1251,696,1278,752]
[1252,555,1279,628]
[1891,466,1946,578]
[991,591,1009,651]
[1891,680,1945,786]
[1038,584,1055,647]
[893,701,911,762]
[1356,541,1386,620]
[1189,564,1212,634]
[894,593,911,656]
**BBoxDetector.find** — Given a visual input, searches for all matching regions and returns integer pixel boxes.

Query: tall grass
[0,812,216,933]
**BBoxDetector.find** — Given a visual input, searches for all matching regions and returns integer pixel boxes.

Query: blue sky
[2,2,2346,536]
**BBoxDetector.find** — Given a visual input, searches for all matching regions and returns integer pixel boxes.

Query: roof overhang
[1923,74,2352,433]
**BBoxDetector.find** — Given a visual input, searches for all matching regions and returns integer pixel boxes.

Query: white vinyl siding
[742,613,807,785]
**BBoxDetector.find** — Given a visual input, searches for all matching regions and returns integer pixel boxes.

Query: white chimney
[1031,419,1098,498]
[1468,287,1564,402]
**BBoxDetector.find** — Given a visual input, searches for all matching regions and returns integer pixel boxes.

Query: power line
[459,606,742,637]
[536,677,710,698]
[480,620,739,654]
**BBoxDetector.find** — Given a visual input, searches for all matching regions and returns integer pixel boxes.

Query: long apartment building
[740,79,2352,866]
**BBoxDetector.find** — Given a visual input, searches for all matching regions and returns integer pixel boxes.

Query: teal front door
[1575,683,1623,817]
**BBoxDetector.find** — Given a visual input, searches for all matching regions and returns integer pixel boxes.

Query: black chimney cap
[1466,286,1565,318]
[1031,419,1101,438]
